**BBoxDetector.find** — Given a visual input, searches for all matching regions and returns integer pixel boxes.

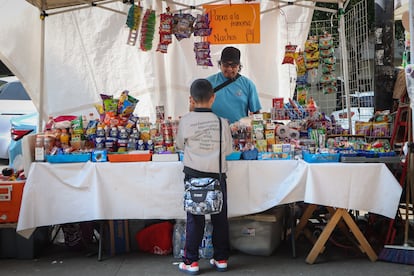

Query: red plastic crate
[0,181,25,223]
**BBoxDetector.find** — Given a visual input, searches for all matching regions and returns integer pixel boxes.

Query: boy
[176,79,233,275]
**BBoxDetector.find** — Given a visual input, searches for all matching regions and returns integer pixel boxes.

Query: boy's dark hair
[190,79,214,103]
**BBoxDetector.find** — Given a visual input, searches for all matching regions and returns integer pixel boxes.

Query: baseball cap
[220,46,240,64]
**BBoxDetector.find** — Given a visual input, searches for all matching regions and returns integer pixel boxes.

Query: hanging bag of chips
[304,36,319,70]
[172,13,196,41]
[157,9,173,54]
[318,32,337,94]
[193,13,212,66]
[282,44,297,65]
[294,51,306,76]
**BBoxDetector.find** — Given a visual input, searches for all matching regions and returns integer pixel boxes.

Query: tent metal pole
[39,13,45,132]
[261,3,336,15]
[410,0,414,63]
[338,1,352,134]
[46,0,124,16]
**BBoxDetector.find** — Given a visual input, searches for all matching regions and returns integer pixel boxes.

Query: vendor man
[206,46,262,123]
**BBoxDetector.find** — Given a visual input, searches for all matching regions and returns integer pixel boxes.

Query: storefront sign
[203,3,260,44]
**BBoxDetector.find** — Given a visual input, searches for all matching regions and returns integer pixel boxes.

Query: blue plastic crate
[226,152,242,160]
[46,153,91,163]
[303,152,340,163]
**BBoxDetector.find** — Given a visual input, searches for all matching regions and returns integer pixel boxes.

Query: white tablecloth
[16,160,401,238]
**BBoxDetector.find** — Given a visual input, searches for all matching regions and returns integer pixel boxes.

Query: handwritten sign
[203,3,260,44]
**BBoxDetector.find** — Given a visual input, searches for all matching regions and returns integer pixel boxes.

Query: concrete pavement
[0,236,413,276]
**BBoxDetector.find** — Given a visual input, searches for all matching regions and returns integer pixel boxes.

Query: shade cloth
[0,0,314,123]
[16,160,401,239]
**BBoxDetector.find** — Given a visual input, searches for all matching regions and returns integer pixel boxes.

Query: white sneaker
[178,261,199,275]
[209,259,228,272]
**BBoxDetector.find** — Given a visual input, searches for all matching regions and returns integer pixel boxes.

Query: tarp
[0,0,315,124]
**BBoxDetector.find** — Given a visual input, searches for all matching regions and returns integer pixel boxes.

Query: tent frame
[27,0,352,131]
[31,0,126,128]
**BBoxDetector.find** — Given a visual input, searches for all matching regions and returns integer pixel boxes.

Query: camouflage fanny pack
[183,177,223,215]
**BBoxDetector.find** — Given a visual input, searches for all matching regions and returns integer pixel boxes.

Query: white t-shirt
[176,109,233,174]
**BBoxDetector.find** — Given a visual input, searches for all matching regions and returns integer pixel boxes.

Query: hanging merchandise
[193,14,212,37]
[294,50,309,105]
[172,13,196,41]
[139,9,156,51]
[193,13,213,66]
[126,4,142,46]
[296,84,309,106]
[282,44,297,65]
[194,42,213,66]
[304,36,319,70]
[294,51,306,77]
[156,9,173,54]
[318,33,337,94]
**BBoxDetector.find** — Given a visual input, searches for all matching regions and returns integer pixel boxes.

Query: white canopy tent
[0,0,348,128]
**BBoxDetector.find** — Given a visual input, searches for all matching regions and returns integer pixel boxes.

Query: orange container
[107,153,152,162]
[0,181,25,223]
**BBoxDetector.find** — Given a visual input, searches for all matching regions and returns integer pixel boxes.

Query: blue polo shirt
[206,72,262,123]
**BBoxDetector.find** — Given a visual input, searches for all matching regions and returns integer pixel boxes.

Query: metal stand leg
[290,203,296,258]
[98,221,105,261]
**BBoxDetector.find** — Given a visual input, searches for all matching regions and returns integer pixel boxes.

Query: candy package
[71,116,84,135]
[355,121,372,136]
[194,41,213,66]
[371,122,390,137]
[140,9,156,51]
[172,13,196,41]
[126,4,142,46]
[119,95,139,118]
[193,14,212,37]
[103,98,118,113]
